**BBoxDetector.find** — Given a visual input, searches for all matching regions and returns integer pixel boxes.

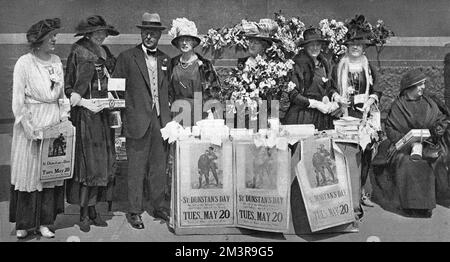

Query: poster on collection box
[175,139,234,228]
[295,137,355,232]
[234,141,291,233]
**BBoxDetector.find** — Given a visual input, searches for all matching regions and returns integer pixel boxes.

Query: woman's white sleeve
[12,58,27,125]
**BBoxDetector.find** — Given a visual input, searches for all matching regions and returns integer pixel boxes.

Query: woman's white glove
[333,93,349,105]
[79,98,102,114]
[70,92,82,106]
[329,101,340,112]
[309,99,332,114]
[362,97,376,114]
[21,119,42,140]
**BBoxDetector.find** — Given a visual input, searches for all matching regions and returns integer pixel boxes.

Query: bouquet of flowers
[222,53,296,117]
[273,10,306,57]
[201,20,250,59]
[202,12,307,60]
[318,18,348,62]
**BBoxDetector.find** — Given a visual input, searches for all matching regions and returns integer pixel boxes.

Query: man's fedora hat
[400,69,427,92]
[136,12,166,30]
[297,28,329,47]
[74,15,119,37]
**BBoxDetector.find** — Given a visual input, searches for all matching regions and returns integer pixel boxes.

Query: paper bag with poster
[295,136,355,232]
[234,140,291,233]
[39,120,76,182]
[175,139,234,229]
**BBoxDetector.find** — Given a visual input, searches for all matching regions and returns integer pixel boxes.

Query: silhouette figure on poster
[197,147,220,188]
[49,133,66,157]
[312,144,337,187]
[250,147,276,189]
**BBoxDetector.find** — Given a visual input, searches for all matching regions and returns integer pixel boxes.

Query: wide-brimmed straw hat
[136,12,166,30]
[297,28,329,47]
[168,18,201,48]
[26,18,62,44]
[74,15,119,37]
[400,69,427,92]
[243,19,281,44]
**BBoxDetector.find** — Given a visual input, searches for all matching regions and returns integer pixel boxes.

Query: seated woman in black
[374,69,450,217]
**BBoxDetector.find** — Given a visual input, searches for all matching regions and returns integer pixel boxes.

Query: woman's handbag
[371,138,392,166]
[422,140,442,161]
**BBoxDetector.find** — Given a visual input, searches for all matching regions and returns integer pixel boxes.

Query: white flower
[269,78,276,86]
[242,73,249,83]
[285,59,294,69]
[249,89,260,98]
[249,83,256,90]
[287,81,296,92]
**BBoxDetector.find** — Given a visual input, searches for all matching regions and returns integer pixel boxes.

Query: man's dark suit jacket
[113,44,171,139]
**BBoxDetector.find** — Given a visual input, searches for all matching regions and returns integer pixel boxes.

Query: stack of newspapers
[333,116,361,138]
[395,129,430,150]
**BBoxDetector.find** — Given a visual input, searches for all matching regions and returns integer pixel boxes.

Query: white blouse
[11,53,68,192]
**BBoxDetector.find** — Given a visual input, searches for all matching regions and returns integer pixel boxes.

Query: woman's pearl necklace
[179,55,197,69]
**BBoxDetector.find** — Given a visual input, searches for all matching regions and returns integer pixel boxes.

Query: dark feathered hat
[26,18,61,44]
[75,15,119,37]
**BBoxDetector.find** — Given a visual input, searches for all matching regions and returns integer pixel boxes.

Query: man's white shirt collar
[142,45,157,56]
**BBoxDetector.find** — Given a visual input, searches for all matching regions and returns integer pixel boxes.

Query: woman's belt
[24,97,58,104]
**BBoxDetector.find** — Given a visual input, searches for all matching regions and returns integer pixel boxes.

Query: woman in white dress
[9,18,69,239]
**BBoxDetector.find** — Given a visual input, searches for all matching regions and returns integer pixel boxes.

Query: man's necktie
[147,49,157,56]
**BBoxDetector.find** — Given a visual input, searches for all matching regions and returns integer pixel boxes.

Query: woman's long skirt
[9,185,65,230]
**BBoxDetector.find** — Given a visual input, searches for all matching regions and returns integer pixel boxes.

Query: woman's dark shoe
[88,206,108,227]
[153,208,170,221]
[128,213,144,229]
[79,217,91,232]
[90,214,108,227]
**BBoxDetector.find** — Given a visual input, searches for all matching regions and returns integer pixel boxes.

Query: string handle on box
[103,68,119,99]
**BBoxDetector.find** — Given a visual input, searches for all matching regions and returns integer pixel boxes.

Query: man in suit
[113,12,171,229]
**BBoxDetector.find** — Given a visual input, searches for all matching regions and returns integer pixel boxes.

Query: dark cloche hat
[75,15,119,37]
[297,27,330,47]
[26,18,61,44]
[400,68,427,92]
